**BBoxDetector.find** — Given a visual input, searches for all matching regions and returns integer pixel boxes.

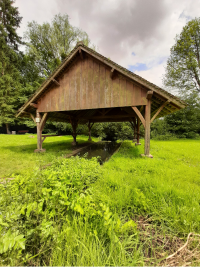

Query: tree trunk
[6,123,11,134]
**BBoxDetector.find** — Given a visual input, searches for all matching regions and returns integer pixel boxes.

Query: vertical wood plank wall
[38,55,148,113]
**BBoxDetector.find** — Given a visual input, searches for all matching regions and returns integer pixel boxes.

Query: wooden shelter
[16,41,185,157]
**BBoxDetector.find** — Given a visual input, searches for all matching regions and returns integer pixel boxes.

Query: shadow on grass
[2,139,94,155]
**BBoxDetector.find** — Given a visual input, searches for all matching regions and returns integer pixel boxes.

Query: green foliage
[92,122,136,141]
[0,134,99,177]
[0,156,136,265]
[24,13,93,77]
[0,0,23,129]
[151,93,200,139]
[164,17,200,94]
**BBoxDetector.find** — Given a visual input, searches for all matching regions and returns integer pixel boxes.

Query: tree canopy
[0,0,23,133]
[164,18,200,95]
[24,14,92,77]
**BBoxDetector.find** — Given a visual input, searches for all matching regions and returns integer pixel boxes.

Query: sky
[14,0,200,88]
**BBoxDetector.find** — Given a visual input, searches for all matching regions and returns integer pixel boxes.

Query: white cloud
[14,0,200,87]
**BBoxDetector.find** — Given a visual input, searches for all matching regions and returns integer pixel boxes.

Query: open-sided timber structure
[16,41,185,157]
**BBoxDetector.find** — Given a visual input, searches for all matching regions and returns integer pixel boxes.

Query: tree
[164,18,200,95]
[24,14,93,77]
[165,92,200,138]
[0,0,23,133]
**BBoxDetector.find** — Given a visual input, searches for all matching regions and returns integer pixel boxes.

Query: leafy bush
[0,156,136,265]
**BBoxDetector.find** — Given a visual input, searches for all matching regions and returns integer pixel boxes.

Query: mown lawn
[0,136,200,266]
[0,134,99,177]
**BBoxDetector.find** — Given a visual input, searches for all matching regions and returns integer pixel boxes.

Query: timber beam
[30,103,38,109]
[151,100,170,123]
[144,91,153,157]
[52,79,60,86]
[110,68,115,79]
[34,111,48,153]
[131,107,145,128]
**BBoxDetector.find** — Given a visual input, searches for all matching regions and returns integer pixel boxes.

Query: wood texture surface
[38,55,148,113]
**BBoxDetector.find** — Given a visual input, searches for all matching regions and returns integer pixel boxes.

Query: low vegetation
[0,136,200,265]
[0,134,99,177]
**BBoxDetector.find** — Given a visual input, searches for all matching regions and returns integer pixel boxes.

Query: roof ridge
[17,42,185,115]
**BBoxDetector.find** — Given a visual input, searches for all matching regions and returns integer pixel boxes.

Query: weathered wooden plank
[144,98,151,156]
[80,57,84,109]
[93,60,99,109]
[126,80,133,106]
[134,84,140,106]
[105,66,111,107]
[55,80,59,111]
[87,57,93,108]
[120,76,126,107]
[83,56,88,109]
[75,60,81,110]
[37,56,152,113]
[99,63,105,108]
[69,64,75,110]
[112,74,120,107]
[132,106,145,128]
[59,74,64,111]
[52,87,57,111]
[64,70,69,111]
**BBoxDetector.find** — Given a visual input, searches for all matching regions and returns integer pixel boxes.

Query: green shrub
[0,156,137,265]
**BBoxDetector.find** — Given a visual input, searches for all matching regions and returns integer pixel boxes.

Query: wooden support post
[135,117,141,146]
[142,91,153,158]
[34,112,48,153]
[70,119,78,146]
[35,111,42,152]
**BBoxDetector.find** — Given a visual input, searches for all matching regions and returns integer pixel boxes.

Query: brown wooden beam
[147,91,153,100]
[144,96,152,157]
[151,100,170,123]
[30,113,35,123]
[36,111,42,151]
[135,117,141,145]
[30,103,38,109]
[89,114,136,120]
[52,79,60,86]
[79,48,83,60]
[40,112,48,132]
[131,107,145,128]
[110,68,115,79]
[98,108,113,116]
[69,119,79,145]
[90,118,132,123]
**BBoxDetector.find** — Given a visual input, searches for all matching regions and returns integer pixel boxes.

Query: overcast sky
[14,0,200,87]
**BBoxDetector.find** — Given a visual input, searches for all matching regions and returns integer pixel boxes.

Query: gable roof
[16,41,185,118]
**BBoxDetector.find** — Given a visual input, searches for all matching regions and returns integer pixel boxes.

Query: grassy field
[0,134,99,177]
[0,135,200,265]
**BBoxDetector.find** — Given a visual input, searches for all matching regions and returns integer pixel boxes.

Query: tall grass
[0,137,200,265]
[94,140,200,234]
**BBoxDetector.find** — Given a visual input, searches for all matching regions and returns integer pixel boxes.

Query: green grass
[0,134,99,177]
[0,135,200,265]
[96,139,200,234]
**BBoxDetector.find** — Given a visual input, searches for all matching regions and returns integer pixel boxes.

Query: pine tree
[0,0,23,133]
